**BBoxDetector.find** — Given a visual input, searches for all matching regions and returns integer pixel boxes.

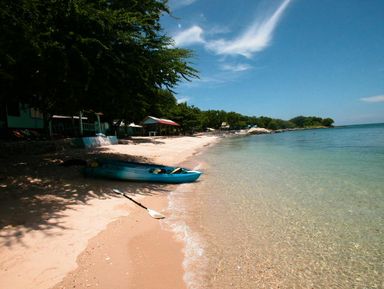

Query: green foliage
[156,100,334,132]
[200,110,227,129]
[0,0,334,134]
[322,118,334,127]
[165,102,202,134]
[0,0,197,127]
[290,116,334,128]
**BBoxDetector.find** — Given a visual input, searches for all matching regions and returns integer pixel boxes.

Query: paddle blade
[113,188,165,219]
[147,208,165,219]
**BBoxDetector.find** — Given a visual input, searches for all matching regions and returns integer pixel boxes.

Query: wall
[7,104,44,129]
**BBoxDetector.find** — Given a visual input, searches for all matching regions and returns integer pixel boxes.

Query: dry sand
[0,135,218,289]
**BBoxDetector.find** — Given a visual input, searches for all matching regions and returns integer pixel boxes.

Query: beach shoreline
[0,135,219,289]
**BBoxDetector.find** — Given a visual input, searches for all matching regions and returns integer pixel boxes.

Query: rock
[247,127,271,135]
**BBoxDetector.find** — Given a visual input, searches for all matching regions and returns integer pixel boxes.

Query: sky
[160,0,384,125]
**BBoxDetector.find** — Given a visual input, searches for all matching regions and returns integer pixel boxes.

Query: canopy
[142,116,180,126]
[128,122,143,128]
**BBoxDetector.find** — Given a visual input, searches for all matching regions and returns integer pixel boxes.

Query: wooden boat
[83,158,202,183]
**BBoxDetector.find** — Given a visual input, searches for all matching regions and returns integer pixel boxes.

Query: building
[0,102,44,139]
[0,102,109,139]
[142,116,180,136]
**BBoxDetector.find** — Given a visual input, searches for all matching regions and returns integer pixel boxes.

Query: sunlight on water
[174,124,384,289]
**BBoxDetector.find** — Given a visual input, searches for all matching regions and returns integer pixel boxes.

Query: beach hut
[128,122,143,136]
[0,101,44,139]
[50,111,108,137]
[220,122,230,130]
[142,116,180,136]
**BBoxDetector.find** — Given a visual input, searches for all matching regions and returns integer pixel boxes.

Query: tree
[0,0,198,131]
[167,102,201,134]
[322,118,334,127]
[289,116,307,128]
[199,110,228,129]
[255,116,272,128]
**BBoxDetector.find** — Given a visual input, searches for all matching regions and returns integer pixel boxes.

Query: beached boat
[83,158,202,183]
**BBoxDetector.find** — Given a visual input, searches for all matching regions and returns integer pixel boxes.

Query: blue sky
[161,0,384,125]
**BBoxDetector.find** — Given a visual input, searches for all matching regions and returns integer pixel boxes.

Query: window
[30,107,43,119]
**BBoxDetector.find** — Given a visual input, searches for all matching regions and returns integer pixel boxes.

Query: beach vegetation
[161,102,333,132]
[0,0,334,136]
[290,116,334,128]
[0,0,197,132]
[321,118,335,127]
[166,102,202,134]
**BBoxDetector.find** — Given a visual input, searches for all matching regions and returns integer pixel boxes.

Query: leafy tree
[167,102,201,134]
[0,0,198,132]
[289,116,307,127]
[266,119,294,130]
[322,118,334,127]
[200,110,227,129]
[290,116,334,128]
[255,116,272,128]
[225,111,248,129]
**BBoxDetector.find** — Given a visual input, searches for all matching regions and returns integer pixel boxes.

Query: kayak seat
[150,168,166,174]
[170,167,183,174]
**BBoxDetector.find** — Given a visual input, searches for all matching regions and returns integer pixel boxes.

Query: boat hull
[83,159,202,183]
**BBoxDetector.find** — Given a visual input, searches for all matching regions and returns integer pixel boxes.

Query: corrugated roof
[143,116,180,126]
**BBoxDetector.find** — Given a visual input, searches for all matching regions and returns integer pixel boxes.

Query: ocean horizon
[167,123,384,289]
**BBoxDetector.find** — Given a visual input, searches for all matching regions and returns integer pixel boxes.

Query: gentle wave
[164,181,208,289]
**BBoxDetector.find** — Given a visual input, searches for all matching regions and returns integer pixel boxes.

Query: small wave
[163,181,208,289]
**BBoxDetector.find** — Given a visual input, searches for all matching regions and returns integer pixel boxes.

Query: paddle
[112,189,165,219]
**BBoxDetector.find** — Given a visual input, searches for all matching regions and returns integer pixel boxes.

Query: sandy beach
[0,135,218,289]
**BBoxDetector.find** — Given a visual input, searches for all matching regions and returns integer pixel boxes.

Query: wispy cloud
[220,63,252,72]
[179,74,229,89]
[206,25,231,36]
[176,96,190,103]
[206,0,291,58]
[173,25,205,47]
[169,0,198,10]
[360,95,384,103]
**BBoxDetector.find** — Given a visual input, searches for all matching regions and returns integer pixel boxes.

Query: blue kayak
[83,158,202,183]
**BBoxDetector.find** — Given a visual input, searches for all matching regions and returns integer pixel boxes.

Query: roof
[52,115,88,120]
[221,122,230,129]
[142,116,180,126]
[128,122,143,128]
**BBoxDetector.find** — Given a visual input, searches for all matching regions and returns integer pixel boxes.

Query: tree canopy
[159,101,334,133]
[0,0,197,125]
[0,0,334,134]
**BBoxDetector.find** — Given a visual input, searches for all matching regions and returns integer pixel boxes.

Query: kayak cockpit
[149,167,186,174]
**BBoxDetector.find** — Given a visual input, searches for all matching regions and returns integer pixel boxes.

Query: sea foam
[163,178,208,289]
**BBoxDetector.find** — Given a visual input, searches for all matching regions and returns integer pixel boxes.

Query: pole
[79,111,83,136]
[96,113,101,134]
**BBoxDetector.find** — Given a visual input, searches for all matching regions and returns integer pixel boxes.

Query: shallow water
[168,124,384,289]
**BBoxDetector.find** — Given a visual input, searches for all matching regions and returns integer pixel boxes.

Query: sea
[165,123,384,289]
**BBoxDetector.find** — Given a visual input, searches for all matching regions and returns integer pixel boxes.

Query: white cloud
[176,96,190,104]
[220,63,252,72]
[360,95,384,103]
[206,0,292,58]
[169,0,198,10]
[206,25,231,36]
[180,75,228,88]
[173,25,205,47]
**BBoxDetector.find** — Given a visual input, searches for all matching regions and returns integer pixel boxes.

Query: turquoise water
[169,124,384,289]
